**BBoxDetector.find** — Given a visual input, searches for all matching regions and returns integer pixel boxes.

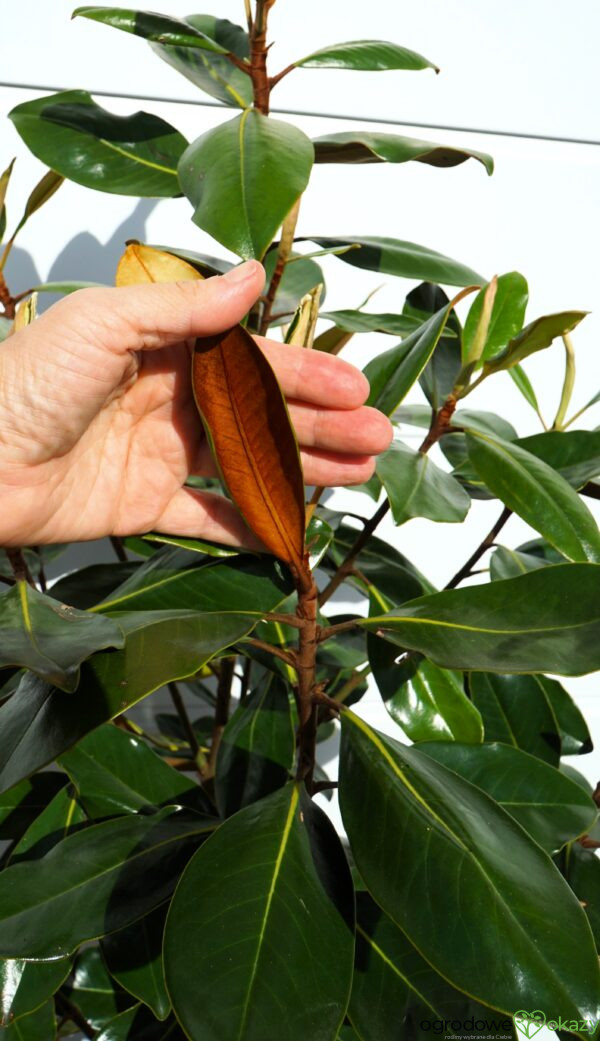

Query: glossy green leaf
[313,130,492,172]
[369,619,483,743]
[403,282,463,409]
[263,249,325,321]
[362,563,600,675]
[0,610,253,793]
[61,948,134,1031]
[164,784,354,1041]
[340,711,600,1021]
[419,741,597,852]
[9,91,187,197]
[320,309,421,337]
[0,773,66,841]
[95,1005,185,1041]
[489,545,551,580]
[215,674,294,817]
[364,304,453,415]
[58,723,198,818]
[0,959,70,1026]
[0,999,55,1040]
[73,7,229,52]
[536,674,592,756]
[0,806,215,957]
[350,892,516,1041]
[150,15,252,109]
[323,522,432,604]
[0,580,123,691]
[92,545,293,615]
[9,784,86,864]
[466,430,600,562]
[309,236,483,286]
[377,439,471,524]
[516,429,600,489]
[462,272,528,364]
[566,844,600,949]
[178,111,313,259]
[483,310,587,373]
[48,561,139,610]
[296,40,438,72]
[102,905,170,1021]
[509,362,540,412]
[469,672,562,764]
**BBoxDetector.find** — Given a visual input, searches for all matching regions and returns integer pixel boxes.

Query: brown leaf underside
[192,325,306,570]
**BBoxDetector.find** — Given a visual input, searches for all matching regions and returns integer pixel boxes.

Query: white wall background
[1,3,599,807]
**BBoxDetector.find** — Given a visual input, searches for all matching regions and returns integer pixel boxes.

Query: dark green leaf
[9,784,86,864]
[364,305,453,416]
[0,609,254,793]
[469,672,562,764]
[0,773,65,841]
[0,959,70,1026]
[215,674,294,817]
[0,807,216,957]
[150,14,252,109]
[377,439,471,524]
[49,561,140,610]
[403,282,462,409]
[320,309,421,337]
[0,999,55,1040]
[363,563,600,675]
[9,90,187,196]
[489,545,551,580]
[0,580,124,691]
[350,892,516,1041]
[418,741,597,852]
[323,522,432,604]
[515,429,600,489]
[309,236,483,286]
[296,40,438,72]
[509,362,540,412]
[462,272,528,364]
[102,906,170,1021]
[484,311,587,373]
[450,408,518,440]
[538,675,593,756]
[340,711,600,1021]
[95,1005,185,1041]
[466,430,600,562]
[73,7,229,51]
[0,157,15,242]
[61,948,134,1031]
[58,723,199,818]
[369,621,483,743]
[566,844,600,949]
[179,111,313,259]
[313,130,492,172]
[164,784,354,1041]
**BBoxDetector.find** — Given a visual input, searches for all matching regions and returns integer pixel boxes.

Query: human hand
[0,260,392,549]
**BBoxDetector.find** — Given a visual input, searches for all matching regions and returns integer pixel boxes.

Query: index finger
[256,335,370,410]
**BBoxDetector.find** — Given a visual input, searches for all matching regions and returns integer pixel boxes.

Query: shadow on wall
[5,197,158,309]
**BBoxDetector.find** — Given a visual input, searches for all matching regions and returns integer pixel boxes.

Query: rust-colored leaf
[192,325,306,571]
[115,242,203,285]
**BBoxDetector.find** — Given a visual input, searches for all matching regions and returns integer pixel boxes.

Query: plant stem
[205,655,236,778]
[260,197,301,335]
[168,682,201,761]
[240,655,252,701]
[0,268,14,319]
[333,664,371,704]
[318,397,458,607]
[6,547,35,586]
[55,992,96,1041]
[445,506,511,590]
[293,567,319,790]
[247,637,296,666]
[109,535,128,563]
[318,618,360,642]
[249,0,274,113]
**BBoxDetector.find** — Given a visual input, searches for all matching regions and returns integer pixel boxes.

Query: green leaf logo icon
[514,1011,547,1038]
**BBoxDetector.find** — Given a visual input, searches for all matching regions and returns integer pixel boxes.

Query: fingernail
[221,260,263,285]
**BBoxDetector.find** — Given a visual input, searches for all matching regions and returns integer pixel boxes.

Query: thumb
[57,259,266,355]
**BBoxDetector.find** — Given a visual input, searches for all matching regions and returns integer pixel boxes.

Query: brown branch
[318,397,459,608]
[205,655,236,779]
[246,637,297,666]
[445,507,512,590]
[0,269,15,319]
[225,52,253,76]
[109,535,128,563]
[168,682,201,762]
[269,62,296,89]
[259,197,300,335]
[6,547,35,587]
[318,618,360,643]
[293,566,319,790]
[262,611,304,629]
[55,992,96,1040]
[249,0,274,113]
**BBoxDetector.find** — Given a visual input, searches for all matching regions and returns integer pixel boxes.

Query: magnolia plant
[1,4,600,1041]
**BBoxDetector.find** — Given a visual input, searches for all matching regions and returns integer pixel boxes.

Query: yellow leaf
[115,243,204,286]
